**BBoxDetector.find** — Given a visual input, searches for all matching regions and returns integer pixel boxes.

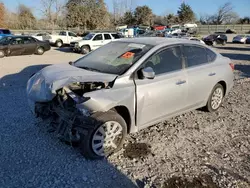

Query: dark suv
[202,34,227,46]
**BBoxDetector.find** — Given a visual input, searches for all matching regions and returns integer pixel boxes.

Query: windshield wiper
[78,66,102,72]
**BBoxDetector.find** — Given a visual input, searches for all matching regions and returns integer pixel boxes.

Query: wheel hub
[92,121,123,156]
[211,88,223,109]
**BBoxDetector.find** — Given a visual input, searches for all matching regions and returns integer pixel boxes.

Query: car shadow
[216,46,250,51]
[54,47,74,53]
[0,65,137,188]
[234,64,250,78]
[221,53,250,61]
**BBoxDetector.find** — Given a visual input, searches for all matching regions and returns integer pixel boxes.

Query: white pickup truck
[70,32,121,54]
[49,31,82,47]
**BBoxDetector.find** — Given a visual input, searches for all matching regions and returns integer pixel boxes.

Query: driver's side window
[144,46,183,75]
[93,34,103,41]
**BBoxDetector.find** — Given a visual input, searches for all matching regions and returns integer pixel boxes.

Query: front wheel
[55,40,63,47]
[81,45,90,54]
[78,111,127,159]
[0,50,4,58]
[205,83,224,112]
[222,40,226,45]
[212,41,217,46]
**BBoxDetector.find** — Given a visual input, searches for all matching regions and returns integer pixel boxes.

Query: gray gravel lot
[0,44,250,188]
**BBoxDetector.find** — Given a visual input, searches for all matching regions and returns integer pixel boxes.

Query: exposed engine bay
[34,82,111,144]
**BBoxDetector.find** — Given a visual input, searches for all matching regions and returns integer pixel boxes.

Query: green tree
[123,11,135,25]
[134,5,153,26]
[66,0,110,30]
[165,13,179,25]
[177,3,195,23]
[17,4,36,29]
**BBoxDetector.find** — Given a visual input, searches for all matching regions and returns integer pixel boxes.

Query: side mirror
[141,67,155,79]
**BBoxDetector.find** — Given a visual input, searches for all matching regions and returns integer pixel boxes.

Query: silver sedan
[27,38,234,159]
[232,35,250,44]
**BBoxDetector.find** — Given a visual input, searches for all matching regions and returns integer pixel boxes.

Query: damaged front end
[26,63,117,144]
[33,82,112,144]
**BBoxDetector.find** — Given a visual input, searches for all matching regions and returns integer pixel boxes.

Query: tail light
[229,63,234,71]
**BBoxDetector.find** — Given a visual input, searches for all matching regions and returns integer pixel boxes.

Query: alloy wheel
[91,121,123,156]
[211,87,223,110]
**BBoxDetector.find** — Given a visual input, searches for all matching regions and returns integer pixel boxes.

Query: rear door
[135,45,188,128]
[9,37,25,56]
[91,34,104,50]
[103,34,112,45]
[183,45,219,108]
[23,37,37,55]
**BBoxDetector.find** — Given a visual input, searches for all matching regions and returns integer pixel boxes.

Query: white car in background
[70,33,121,54]
[49,31,82,47]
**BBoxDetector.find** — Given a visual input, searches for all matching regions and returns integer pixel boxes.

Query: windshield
[0,36,12,44]
[83,33,95,40]
[74,41,153,75]
[0,29,11,34]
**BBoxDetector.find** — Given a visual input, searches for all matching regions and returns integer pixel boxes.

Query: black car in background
[202,34,228,46]
[0,36,51,58]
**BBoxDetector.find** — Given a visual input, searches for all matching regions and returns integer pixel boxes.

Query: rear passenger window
[206,49,216,62]
[184,46,207,67]
[104,34,111,40]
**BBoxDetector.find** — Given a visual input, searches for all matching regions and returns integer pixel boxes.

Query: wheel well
[111,106,131,133]
[56,39,63,43]
[81,44,91,50]
[218,81,227,95]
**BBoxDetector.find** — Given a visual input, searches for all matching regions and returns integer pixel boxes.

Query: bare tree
[40,0,65,29]
[213,2,238,24]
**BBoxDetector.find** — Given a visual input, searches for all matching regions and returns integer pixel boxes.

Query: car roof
[118,37,204,46]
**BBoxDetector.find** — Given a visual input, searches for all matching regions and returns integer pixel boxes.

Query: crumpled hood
[27,63,117,102]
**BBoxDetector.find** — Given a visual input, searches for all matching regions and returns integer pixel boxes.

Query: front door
[9,37,25,56]
[134,46,188,129]
[91,34,104,50]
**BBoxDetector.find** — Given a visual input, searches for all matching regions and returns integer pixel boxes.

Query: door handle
[208,73,216,76]
[176,80,186,85]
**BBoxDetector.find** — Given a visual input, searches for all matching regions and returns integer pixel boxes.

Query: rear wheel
[77,111,127,159]
[81,45,90,54]
[0,50,4,58]
[36,47,45,55]
[205,83,224,112]
[222,40,226,45]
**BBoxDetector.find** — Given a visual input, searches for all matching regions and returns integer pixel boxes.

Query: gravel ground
[0,44,250,188]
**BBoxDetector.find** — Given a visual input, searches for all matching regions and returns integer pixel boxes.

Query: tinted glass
[104,34,111,40]
[184,46,207,67]
[206,49,216,62]
[144,46,183,75]
[68,32,77,37]
[111,34,120,39]
[59,31,66,36]
[93,34,103,41]
[0,29,11,34]
[11,38,24,45]
[0,36,12,44]
[23,37,36,44]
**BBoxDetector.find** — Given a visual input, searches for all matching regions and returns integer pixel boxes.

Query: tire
[205,83,224,112]
[222,40,226,46]
[0,50,4,58]
[36,47,45,55]
[81,45,90,54]
[212,41,217,46]
[55,40,63,47]
[77,111,127,159]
